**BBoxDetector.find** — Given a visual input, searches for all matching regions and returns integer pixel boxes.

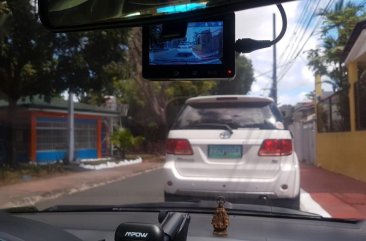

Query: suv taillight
[258,139,292,156]
[166,139,193,155]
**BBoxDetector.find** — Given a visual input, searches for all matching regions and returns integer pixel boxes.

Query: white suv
[164,95,300,209]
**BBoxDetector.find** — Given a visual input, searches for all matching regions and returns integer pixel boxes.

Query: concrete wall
[317,131,366,182]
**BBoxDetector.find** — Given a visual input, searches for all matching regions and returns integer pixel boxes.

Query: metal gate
[289,120,316,165]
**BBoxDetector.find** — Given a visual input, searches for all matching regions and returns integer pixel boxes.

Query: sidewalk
[0,160,163,209]
[301,163,366,219]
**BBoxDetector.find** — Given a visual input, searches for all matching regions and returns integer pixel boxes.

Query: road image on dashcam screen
[149,21,223,65]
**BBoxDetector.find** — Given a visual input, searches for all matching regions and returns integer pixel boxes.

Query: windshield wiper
[41,201,330,221]
[8,202,360,223]
[237,123,275,130]
[189,123,233,134]
[3,206,39,213]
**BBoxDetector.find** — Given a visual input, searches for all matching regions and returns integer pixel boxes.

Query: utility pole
[270,13,278,104]
[68,90,75,163]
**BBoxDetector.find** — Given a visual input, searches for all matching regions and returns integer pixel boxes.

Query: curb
[2,166,162,209]
[299,189,331,217]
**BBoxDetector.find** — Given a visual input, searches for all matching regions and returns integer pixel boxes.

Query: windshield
[172,102,283,130]
[1,0,366,222]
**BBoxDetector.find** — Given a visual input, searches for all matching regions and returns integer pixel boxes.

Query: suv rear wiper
[238,123,276,130]
[190,123,233,134]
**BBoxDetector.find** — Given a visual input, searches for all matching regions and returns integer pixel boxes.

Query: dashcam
[142,14,235,80]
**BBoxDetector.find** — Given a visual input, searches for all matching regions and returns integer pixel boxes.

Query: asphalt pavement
[34,168,330,216]
[1,161,366,219]
[0,161,162,209]
[36,169,166,210]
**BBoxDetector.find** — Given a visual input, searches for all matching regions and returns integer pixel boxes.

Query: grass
[138,154,164,162]
[0,154,164,186]
[0,163,69,186]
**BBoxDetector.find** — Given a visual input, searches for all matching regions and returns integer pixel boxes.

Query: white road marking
[300,189,331,217]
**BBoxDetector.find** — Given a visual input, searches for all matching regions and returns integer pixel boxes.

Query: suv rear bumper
[164,191,300,209]
[163,161,300,199]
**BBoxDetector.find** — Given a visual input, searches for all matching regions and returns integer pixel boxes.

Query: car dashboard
[2,210,366,241]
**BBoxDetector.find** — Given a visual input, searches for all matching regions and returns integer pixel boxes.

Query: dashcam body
[142,14,235,80]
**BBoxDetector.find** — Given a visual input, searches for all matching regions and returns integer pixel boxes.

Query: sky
[235,1,333,106]
[62,0,362,105]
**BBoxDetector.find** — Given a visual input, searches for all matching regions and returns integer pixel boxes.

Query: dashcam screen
[149,21,223,65]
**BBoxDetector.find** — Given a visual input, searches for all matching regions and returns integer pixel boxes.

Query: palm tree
[307,0,365,90]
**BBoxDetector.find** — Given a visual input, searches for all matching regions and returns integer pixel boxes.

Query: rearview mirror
[38,0,294,32]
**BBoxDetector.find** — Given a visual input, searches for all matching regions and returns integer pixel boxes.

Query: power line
[278,0,316,65]
[279,0,336,73]
[253,63,290,79]
[277,0,335,83]
[279,0,323,70]
[251,0,333,97]
[281,0,335,79]
[278,0,312,61]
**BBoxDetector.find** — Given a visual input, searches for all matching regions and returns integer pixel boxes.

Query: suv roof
[186,95,274,104]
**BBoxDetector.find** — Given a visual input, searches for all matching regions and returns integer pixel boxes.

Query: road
[36,169,166,210]
[150,49,221,65]
[36,169,327,217]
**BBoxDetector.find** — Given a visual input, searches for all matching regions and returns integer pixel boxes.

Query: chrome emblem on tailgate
[219,131,231,139]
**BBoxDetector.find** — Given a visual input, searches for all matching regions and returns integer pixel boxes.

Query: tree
[0,1,130,165]
[0,0,58,165]
[0,1,9,37]
[306,90,316,101]
[0,1,58,102]
[214,53,255,95]
[121,28,255,138]
[127,28,169,131]
[124,28,218,139]
[307,0,366,90]
[80,28,255,147]
[53,29,129,97]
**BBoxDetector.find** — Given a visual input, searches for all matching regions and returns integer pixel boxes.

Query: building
[279,104,294,130]
[293,102,315,122]
[0,97,120,164]
[315,20,366,183]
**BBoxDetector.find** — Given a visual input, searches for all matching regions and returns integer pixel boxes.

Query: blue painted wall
[36,149,97,163]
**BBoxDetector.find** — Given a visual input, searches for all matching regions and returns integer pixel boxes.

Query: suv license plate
[208,145,242,159]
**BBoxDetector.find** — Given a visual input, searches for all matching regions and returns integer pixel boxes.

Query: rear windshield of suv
[172,101,284,130]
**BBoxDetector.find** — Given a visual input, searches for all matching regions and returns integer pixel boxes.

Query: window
[317,90,350,132]
[75,121,97,149]
[355,77,366,130]
[173,102,283,130]
[37,120,68,151]
[36,117,97,151]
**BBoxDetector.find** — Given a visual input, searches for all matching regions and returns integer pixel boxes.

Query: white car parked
[164,95,300,209]
[177,41,193,56]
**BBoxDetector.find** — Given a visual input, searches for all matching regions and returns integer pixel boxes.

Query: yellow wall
[316,61,366,183]
[317,132,366,182]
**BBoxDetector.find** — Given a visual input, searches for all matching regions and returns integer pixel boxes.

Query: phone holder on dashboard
[115,212,190,241]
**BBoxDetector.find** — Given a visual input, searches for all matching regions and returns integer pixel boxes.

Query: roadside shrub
[110,128,145,159]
